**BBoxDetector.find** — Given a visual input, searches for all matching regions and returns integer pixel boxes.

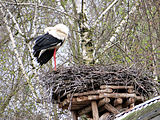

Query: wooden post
[116,105,122,111]
[114,98,123,106]
[99,112,110,120]
[98,97,110,106]
[124,98,135,107]
[128,88,134,93]
[130,103,134,108]
[104,103,120,114]
[71,111,78,120]
[78,97,110,116]
[91,101,99,120]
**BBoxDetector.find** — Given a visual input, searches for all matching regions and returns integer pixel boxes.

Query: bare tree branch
[103,4,138,51]
[0,5,38,100]
[0,1,75,19]
[31,2,38,38]
[93,0,119,27]
[4,4,40,78]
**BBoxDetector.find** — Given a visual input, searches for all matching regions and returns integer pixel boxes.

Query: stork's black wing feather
[33,33,62,51]
[37,49,55,65]
[33,33,63,58]
[33,33,64,65]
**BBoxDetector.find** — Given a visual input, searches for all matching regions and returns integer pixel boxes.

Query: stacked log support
[91,101,99,120]
[58,85,145,120]
[71,111,78,120]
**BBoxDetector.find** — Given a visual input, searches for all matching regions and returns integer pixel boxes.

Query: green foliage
[61,0,68,8]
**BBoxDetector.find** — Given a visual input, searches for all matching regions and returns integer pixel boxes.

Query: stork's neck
[48,30,66,41]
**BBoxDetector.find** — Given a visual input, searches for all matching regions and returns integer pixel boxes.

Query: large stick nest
[41,64,159,103]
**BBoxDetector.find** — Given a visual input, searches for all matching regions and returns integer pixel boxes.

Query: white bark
[104,4,137,49]
[0,5,38,99]
[94,3,138,63]
[31,2,38,38]
[4,3,53,118]
[152,44,158,81]
[93,0,119,62]
[6,5,39,76]
[76,0,94,64]
[93,0,119,27]
[75,0,81,13]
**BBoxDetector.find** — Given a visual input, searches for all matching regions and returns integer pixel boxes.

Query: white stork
[33,24,69,70]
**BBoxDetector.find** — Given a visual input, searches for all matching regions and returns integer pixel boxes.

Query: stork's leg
[53,48,56,71]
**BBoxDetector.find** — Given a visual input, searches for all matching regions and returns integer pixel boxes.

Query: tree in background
[0,0,159,119]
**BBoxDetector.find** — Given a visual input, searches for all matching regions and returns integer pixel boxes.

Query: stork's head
[44,24,69,41]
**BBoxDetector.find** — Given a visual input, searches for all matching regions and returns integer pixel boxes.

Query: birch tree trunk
[76,0,94,64]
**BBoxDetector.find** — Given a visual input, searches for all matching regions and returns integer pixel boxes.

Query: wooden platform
[58,85,144,120]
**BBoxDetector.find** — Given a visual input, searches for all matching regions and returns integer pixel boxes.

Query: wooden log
[99,104,122,114]
[70,104,89,110]
[71,107,86,111]
[98,97,110,106]
[97,98,111,113]
[124,98,135,107]
[78,105,92,116]
[116,105,122,110]
[136,96,144,101]
[91,101,99,120]
[99,112,110,120]
[88,119,93,120]
[104,103,120,114]
[67,89,113,98]
[88,95,100,100]
[71,104,90,107]
[88,95,110,101]
[59,97,79,107]
[61,94,142,108]
[114,98,123,106]
[100,85,134,90]
[71,111,78,120]
[116,105,128,113]
[78,98,110,116]
[99,93,136,98]
[130,103,134,108]
[128,88,134,93]
[60,98,92,110]
[76,95,103,102]
[98,106,106,113]
[59,97,88,108]
[76,96,88,102]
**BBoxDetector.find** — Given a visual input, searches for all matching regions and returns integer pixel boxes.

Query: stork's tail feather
[37,49,54,65]
[33,50,40,58]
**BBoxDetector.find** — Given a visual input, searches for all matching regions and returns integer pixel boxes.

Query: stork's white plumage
[44,24,69,40]
[33,24,69,70]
